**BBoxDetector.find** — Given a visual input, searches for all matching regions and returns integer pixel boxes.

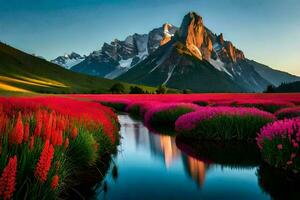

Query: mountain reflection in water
[122,115,207,186]
[95,115,269,200]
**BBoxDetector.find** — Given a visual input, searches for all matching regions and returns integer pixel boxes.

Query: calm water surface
[95,115,270,200]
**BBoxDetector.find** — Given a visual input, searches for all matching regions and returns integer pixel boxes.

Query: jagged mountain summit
[63,11,298,92]
[117,12,299,92]
[51,52,85,69]
[71,24,177,78]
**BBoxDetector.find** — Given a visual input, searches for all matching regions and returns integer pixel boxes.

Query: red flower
[51,175,59,190]
[57,130,63,146]
[44,112,53,140]
[29,136,35,151]
[9,112,24,145]
[71,127,78,139]
[50,130,57,146]
[0,114,8,134]
[64,138,69,149]
[34,140,54,183]
[0,156,17,200]
[34,110,42,136]
[23,123,30,143]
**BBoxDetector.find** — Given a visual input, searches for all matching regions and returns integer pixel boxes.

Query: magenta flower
[144,103,200,127]
[175,106,275,132]
[256,118,300,149]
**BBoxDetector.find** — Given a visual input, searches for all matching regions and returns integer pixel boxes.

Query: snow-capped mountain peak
[51,52,85,69]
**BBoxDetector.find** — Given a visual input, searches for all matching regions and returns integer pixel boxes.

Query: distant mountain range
[51,11,299,92]
[51,52,85,69]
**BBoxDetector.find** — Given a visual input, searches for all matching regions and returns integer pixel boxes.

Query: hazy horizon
[1,0,299,76]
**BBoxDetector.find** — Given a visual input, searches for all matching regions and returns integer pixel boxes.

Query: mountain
[116,12,299,92]
[117,12,262,92]
[71,24,177,78]
[0,42,154,94]
[246,59,300,86]
[48,11,299,92]
[51,52,85,69]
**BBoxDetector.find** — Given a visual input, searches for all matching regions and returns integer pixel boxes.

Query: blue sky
[0,0,299,75]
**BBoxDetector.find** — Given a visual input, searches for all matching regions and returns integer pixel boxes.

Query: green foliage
[260,137,300,171]
[150,107,195,132]
[241,104,285,113]
[264,84,276,93]
[101,102,128,112]
[181,115,273,140]
[129,86,146,94]
[156,84,167,94]
[109,83,126,94]
[93,129,115,157]
[66,129,98,169]
[274,81,300,93]
[182,89,193,94]
[127,105,143,119]
[193,101,208,106]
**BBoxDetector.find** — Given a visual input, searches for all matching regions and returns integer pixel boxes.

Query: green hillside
[0,42,155,94]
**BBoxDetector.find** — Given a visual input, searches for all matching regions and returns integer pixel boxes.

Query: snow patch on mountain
[163,65,177,84]
[119,58,133,68]
[149,46,173,74]
[209,58,232,77]
[51,52,85,69]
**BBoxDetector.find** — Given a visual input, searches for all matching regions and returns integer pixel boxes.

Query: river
[94,114,270,200]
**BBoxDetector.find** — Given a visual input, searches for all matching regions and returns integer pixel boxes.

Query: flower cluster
[275,106,300,119]
[175,106,275,132]
[144,103,200,130]
[72,93,300,106]
[257,118,300,172]
[0,156,17,200]
[34,140,54,183]
[0,96,119,199]
[257,118,300,149]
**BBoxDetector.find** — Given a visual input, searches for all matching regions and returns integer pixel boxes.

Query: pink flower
[175,106,275,133]
[277,144,283,150]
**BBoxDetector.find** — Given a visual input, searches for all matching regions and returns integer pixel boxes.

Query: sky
[0,0,299,75]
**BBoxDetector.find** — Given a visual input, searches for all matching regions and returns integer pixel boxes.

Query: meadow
[80,93,300,173]
[0,96,119,199]
[1,93,300,199]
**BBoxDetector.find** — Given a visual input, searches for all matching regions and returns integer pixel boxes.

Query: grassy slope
[0,42,156,94]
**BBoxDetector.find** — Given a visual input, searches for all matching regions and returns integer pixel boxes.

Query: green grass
[260,137,300,171]
[0,42,156,94]
[179,115,273,140]
[149,107,195,132]
[100,102,128,112]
